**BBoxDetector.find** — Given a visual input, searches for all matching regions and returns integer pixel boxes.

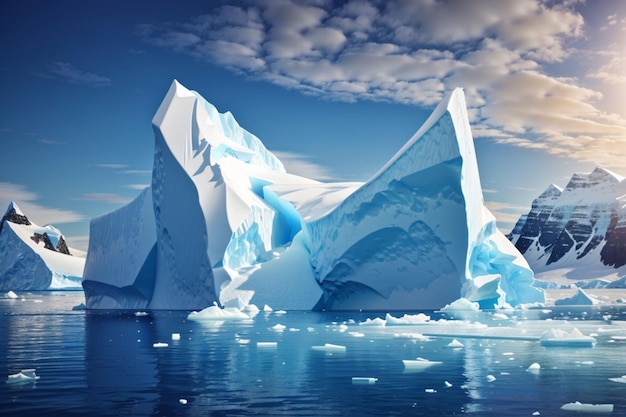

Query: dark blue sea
[1,292,626,416]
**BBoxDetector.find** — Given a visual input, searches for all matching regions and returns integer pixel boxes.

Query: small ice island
[82,80,544,311]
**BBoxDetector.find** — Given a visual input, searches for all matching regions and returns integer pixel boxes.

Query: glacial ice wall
[82,80,543,310]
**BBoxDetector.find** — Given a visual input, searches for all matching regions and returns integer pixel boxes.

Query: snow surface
[82,80,543,310]
[0,202,85,290]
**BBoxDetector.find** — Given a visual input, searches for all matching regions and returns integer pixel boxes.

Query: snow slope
[508,167,626,282]
[0,202,85,290]
[82,80,543,310]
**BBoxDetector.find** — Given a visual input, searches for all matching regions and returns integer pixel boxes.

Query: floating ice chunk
[6,369,40,384]
[492,312,508,320]
[425,388,437,393]
[274,310,287,315]
[288,328,300,332]
[257,342,278,348]
[236,338,250,345]
[385,313,430,325]
[447,339,464,348]
[402,357,442,371]
[554,289,598,306]
[242,304,260,317]
[312,343,346,353]
[444,381,453,388]
[179,399,188,405]
[307,327,315,332]
[527,363,541,374]
[394,332,430,341]
[438,298,480,320]
[486,375,496,382]
[171,333,181,341]
[560,402,613,413]
[263,304,273,312]
[153,342,168,348]
[187,305,251,321]
[359,317,386,326]
[270,324,286,332]
[609,375,626,383]
[349,331,365,338]
[540,328,596,347]
[134,311,149,317]
[532,412,540,416]
[6,291,18,299]
[352,377,378,385]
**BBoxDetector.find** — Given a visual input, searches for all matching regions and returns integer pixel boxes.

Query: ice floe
[351,377,377,385]
[540,328,596,347]
[446,339,464,348]
[312,343,346,353]
[402,357,442,372]
[560,402,613,413]
[527,363,541,374]
[187,304,252,321]
[5,290,18,299]
[153,342,168,348]
[609,375,626,383]
[257,342,277,348]
[385,313,430,325]
[6,369,40,384]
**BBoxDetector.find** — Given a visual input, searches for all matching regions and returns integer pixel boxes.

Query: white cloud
[484,200,529,231]
[78,193,133,205]
[0,182,83,225]
[272,150,335,180]
[138,0,626,171]
[46,62,111,87]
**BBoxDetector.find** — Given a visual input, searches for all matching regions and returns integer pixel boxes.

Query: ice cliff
[508,167,626,281]
[82,80,543,310]
[0,202,85,290]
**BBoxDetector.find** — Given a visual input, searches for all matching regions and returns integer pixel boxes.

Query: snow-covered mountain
[0,202,85,290]
[82,80,543,311]
[508,167,626,281]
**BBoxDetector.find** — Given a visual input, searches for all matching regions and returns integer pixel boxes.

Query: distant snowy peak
[508,167,626,280]
[0,202,85,290]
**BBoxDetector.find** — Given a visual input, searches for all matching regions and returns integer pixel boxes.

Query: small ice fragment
[6,369,40,384]
[385,312,430,325]
[179,399,188,405]
[359,317,386,326]
[527,363,541,373]
[540,328,596,347]
[394,332,429,341]
[447,339,464,348]
[425,388,437,393]
[5,291,18,299]
[288,328,300,332]
[257,342,277,348]
[609,375,626,383]
[560,402,613,413]
[532,412,540,416]
[171,333,181,340]
[236,338,250,344]
[135,311,149,317]
[274,310,287,315]
[153,342,168,348]
[402,357,442,371]
[576,361,594,366]
[492,312,508,320]
[338,324,348,332]
[349,331,365,338]
[444,381,453,388]
[263,304,273,312]
[352,377,377,385]
[307,327,315,332]
[312,343,346,353]
[486,375,496,382]
[270,324,286,332]
[502,352,514,356]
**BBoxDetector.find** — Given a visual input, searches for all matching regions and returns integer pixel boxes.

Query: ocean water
[1,292,626,417]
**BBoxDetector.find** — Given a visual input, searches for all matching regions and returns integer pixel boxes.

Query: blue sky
[1,0,625,251]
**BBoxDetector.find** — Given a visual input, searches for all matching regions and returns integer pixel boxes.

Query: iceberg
[0,202,85,290]
[554,288,598,306]
[82,80,543,310]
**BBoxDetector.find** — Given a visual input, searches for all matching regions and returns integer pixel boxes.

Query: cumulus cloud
[272,150,336,181]
[0,182,83,225]
[138,0,626,172]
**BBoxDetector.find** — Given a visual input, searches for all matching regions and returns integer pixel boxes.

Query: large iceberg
[82,80,543,310]
[0,202,85,290]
